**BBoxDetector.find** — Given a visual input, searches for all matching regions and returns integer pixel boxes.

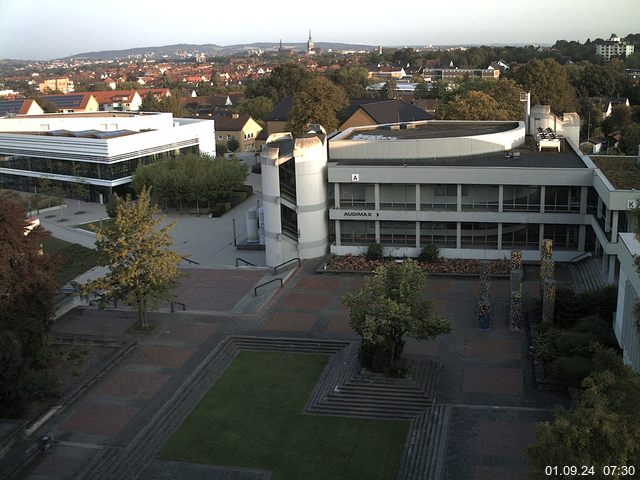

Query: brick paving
[17,261,571,480]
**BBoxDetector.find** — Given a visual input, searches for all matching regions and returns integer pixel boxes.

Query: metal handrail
[170,301,186,312]
[236,257,256,267]
[182,256,200,265]
[273,257,300,275]
[568,251,592,263]
[254,278,283,296]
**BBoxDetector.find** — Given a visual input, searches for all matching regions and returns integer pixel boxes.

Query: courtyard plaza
[18,253,568,480]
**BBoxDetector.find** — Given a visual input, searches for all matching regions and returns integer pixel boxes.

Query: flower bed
[326,254,510,276]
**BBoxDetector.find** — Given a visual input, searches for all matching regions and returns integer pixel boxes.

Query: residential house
[595,34,635,62]
[0,99,44,117]
[40,93,100,113]
[93,90,143,112]
[338,99,433,131]
[368,67,407,80]
[38,78,75,94]
[213,114,262,152]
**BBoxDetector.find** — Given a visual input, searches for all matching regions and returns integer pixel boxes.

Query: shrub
[251,163,262,174]
[547,355,593,387]
[418,244,440,264]
[365,243,384,261]
[554,330,597,357]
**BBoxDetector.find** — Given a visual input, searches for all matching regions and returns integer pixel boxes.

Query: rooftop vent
[388,124,400,131]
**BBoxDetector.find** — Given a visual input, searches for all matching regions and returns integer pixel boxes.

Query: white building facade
[0,112,215,202]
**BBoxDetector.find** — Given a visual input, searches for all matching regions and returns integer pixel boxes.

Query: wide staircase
[570,256,609,294]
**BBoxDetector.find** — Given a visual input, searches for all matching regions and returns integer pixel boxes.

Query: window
[380,221,416,247]
[380,184,415,210]
[544,186,580,212]
[339,183,374,209]
[227,135,232,141]
[502,223,540,249]
[420,222,457,247]
[461,185,499,211]
[340,221,376,245]
[461,223,498,249]
[421,184,457,210]
[544,224,578,250]
[503,186,540,212]
[217,135,223,141]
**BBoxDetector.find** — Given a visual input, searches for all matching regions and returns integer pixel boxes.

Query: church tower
[307,30,315,54]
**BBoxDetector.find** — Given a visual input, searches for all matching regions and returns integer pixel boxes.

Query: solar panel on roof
[44,94,85,108]
[0,99,24,115]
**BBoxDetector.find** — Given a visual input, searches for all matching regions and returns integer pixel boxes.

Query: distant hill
[62,42,378,61]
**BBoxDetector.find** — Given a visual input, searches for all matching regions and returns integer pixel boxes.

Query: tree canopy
[343,260,451,375]
[83,187,183,329]
[528,348,640,479]
[0,195,59,416]
[245,63,313,104]
[515,58,578,114]
[287,76,348,135]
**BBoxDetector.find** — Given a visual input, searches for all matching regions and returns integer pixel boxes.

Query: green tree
[414,82,431,99]
[602,104,633,135]
[441,90,508,120]
[380,78,397,100]
[287,76,348,135]
[83,187,183,329]
[245,63,312,103]
[528,348,640,479]
[515,58,578,113]
[140,92,161,111]
[0,194,60,416]
[620,123,640,155]
[343,260,451,375]
[227,136,240,152]
[330,66,370,97]
[238,96,274,124]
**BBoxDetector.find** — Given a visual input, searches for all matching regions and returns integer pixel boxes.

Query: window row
[339,221,579,250]
[0,146,199,181]
[337,184,583,213]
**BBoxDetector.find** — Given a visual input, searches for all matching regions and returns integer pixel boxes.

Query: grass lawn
[158,351,409,480]
[75,218,114,232]
[43,237,98,285]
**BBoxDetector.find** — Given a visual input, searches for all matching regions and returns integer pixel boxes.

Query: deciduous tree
[515,58,578,114]
[343,260,451,375]
[0,195,59,416]
[83,187,183,329]
[528,348,640,479]
[287,76,348,135]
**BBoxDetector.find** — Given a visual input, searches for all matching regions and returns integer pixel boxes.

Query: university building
[259,109,640,371]
[0,111,215,202]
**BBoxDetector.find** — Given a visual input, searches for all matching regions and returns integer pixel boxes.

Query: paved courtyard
[17,259,567,480]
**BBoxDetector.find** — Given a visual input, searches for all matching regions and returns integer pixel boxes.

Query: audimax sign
[342,211,379,217]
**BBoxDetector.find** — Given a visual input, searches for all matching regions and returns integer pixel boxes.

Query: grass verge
[158,351,409,480]
[43,237,98,285]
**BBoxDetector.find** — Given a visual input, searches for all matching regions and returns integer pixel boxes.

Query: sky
[1,0,639,60]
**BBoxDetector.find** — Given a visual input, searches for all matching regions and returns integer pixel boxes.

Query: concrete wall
[614,233,640,372]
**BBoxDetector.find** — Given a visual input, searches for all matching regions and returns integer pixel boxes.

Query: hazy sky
[1,0,639,60]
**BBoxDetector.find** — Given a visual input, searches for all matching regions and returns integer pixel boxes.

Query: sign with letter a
[351,173,359,182]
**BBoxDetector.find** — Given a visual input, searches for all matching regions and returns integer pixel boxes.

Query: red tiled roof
[91,90,137,104]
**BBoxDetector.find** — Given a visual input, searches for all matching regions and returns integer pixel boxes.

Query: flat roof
[330,148,587,169]
[591,155,640,189]
[342,121,519,141]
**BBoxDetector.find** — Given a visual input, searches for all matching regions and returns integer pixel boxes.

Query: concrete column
[457,184,462,212]
[602,253,608,273]
[538,223,545,255]
[335,220,341,246]
[498,185,504,213]
[415,184,420,211]
[597,197,603,219]
[608,255,616,284]
[578,224,586,251]
[497,223,503,250]
[416,221,420,249]
[605,208,611,233]
[540,186,546,213]
[334,183,340,209]
[580,186,588,215]
[375,220,380,243]
[374,183,380,210]
[611,210,619,241]
[456,222,461,249]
